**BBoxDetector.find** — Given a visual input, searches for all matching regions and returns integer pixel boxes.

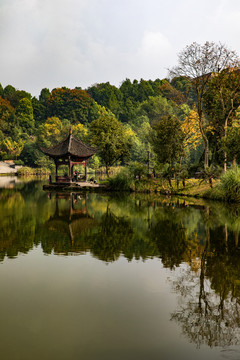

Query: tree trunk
[223,152,227,173]
[223,100,233,173]
[198,102,209,168]
[106,166,110,177]
[204,137,209,168]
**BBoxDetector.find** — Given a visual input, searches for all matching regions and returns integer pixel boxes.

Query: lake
[1,178,240,360]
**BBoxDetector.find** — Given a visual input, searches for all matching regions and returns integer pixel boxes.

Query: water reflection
[1,182,240,350]
[38,193,98,255]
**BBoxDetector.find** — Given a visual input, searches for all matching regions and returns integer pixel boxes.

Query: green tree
[130,117,153,166]
[16,98,35,134]
[32,88,50,126]
[3,85,17,107]
[119,98,136,123]
[47,87,97,125]
[138,95,175,124]
[89,108,132,176]
[204,69,240,171]
[151,115,185,166]
[223,110,240,165]
[86,82,123,119]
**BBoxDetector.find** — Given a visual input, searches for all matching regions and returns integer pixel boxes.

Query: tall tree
[204,69,240,171]
[223,108,240,165]
[0,96,15,136]
[86,82,123,119]
[138,95,175,124]
[169,41,240,167]
[89,108,132,176]
[47,87,98,125]
[16,98,35,134]
[37,116,64,148]
[150,115,185,166]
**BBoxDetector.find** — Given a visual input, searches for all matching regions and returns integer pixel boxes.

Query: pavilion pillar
[85,159,88,180]
[69,157,72,182]
[55,160,58,182]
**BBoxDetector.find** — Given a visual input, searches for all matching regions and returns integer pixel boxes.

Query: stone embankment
[0,161,22,174]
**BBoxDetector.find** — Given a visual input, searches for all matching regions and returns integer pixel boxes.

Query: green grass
[17,167,50,176]
[107,168,134,191]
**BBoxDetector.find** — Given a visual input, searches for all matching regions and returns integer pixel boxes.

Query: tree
[39,88,50,103]
[37,116,64,148]
[151,115,185,166]
[3,85,17,107]
[129,117,154,166]
[72,123,88,142]
[158,79,185,105]
[0,137,24,158]
[169,41,240,167]
[223,109,240,165]
[16,98,35,134]
[47,87,98,125]
[32,88,51,126]
[0,96,15,135]
[138,95,175,124]
[89,108,132,176]
[86,82,123,119]
[181,108,202,152]
[204,69,240,171]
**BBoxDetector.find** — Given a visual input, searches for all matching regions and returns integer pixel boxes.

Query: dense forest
[1,41,240,181]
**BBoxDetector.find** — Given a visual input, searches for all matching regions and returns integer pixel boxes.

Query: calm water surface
[1,178,240,360]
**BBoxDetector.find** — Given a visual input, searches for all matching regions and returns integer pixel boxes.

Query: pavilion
[41,130,97,183]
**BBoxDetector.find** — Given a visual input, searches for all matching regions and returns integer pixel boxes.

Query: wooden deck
[43,181,106,191]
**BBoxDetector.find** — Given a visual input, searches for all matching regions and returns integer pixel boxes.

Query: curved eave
[39,134,98,159]
[40,149,96,159]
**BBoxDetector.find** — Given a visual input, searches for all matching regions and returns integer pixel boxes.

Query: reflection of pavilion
[41,192,97,254]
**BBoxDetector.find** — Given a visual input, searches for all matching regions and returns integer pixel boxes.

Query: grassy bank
[123,167,240,203]
[132,178,219,197]
[17,167,51,176]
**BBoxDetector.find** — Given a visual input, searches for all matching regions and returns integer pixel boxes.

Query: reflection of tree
[149,219,187,268]
[147,204,196,269]
[0,184,51,261]
[85,205,134,262]
[171,223,240,348]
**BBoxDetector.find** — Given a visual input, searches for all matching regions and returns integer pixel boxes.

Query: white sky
[1,0,240,97]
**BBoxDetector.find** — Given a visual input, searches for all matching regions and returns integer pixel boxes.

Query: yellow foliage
[72,123,88,140]
[124,127,136,139]
[1,138,24,156]
[181,110,202,150]
[43,117,62,138]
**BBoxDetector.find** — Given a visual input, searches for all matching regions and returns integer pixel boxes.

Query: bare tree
[169,41,240,168]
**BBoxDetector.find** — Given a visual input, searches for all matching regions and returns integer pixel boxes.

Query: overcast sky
[1,0,240,97]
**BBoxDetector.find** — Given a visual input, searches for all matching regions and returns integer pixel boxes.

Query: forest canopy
[1,41,240,177]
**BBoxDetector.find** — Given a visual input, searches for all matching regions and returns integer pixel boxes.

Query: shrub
[107,168,133,191]
[219,166,240,202]
[14,160,24,165]
[197,164,222,188]
[129,161,148,180]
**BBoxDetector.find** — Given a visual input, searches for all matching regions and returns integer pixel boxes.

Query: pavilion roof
[40,133,97,159]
